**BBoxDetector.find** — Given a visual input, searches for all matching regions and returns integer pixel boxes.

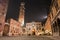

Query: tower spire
[18,2,25,26]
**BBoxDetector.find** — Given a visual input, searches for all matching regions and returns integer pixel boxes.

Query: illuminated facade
[45,0,60,36]
[0,0,8,36]
[18,2,25,27]
[44,14,52,35]
[26,22,44,35]
[9,19,22,36]
[50,0,60,36]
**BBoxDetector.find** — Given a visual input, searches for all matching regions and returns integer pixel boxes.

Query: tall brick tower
[0,0,8,36]
[18,2,25,27]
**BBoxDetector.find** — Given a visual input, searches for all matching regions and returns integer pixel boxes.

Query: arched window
[0,23,2,26]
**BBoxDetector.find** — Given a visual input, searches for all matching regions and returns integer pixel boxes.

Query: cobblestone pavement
[0,36,60,40]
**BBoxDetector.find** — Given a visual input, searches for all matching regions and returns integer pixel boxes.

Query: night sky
[6,0,51,23]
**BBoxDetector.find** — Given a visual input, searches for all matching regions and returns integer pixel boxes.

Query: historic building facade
[45,0,60,36]
[0,0,9,36]
[26,22,44,36]
[44,14,52,35]
[9,19,22,36]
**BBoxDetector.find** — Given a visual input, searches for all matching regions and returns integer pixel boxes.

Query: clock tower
[18,2,25,27]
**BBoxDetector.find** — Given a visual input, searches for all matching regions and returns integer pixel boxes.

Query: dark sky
[6,0,51,23]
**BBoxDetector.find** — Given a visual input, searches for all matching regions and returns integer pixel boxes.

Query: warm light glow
[45,30,52,35]
[21,20,24,26]
[36,31,44,36]
[45,30,49,33]
[32,29,35,32]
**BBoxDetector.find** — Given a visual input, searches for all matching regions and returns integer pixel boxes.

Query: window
[52,12,53,18]
[39,27,41,30]
[0,23,2,26]
[2,13,4,15]
[42,28,44,31]
[54,0,58,11]
[23,29,25,33]
[29,28,30,30]
[37,27,39,30]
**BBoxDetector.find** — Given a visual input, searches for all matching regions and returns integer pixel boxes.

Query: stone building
[8,2,25,36]
[0,0,9,36]
[26,22,44,36]
[45,0,60,36]
[9,19,22,36]
[44,14,52,35]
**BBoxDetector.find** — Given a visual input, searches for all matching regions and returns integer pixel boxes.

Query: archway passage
[32,29,35,35]
[52,18,60,36]
[3,25,9,36]
[32,31,35,35]
[57,18,60,36]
